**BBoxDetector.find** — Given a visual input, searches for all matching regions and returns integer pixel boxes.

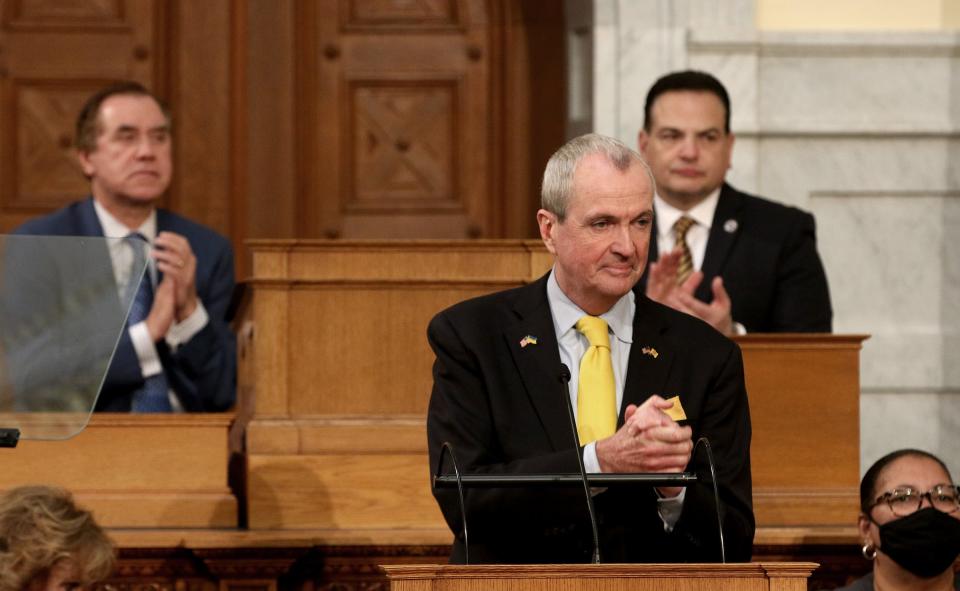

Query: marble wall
[587,0,960,477]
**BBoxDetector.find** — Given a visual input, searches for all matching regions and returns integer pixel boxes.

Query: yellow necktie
[674,216,696,285]
[576,316,617,445]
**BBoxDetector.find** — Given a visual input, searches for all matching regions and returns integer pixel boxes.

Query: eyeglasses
[870,484,960,517]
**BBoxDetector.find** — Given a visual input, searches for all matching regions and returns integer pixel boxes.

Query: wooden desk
[0,413,236,527]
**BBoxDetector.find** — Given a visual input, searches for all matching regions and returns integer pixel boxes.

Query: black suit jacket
[427,273,754,564]
[12,198,236,412]
[639,183,832,333]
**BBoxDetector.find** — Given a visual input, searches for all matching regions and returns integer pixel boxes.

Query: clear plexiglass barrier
[0,234,147,441]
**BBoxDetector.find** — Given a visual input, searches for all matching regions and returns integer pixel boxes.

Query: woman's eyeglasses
[870,484,960,517]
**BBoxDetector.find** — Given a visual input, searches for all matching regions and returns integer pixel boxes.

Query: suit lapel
[504,274,571,452]
[77,197,107,237]
[697,184,743,301]
[619,295,675,424]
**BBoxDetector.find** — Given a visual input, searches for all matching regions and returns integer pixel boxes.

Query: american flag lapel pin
[641,346,659,359]
[519,335,538,348]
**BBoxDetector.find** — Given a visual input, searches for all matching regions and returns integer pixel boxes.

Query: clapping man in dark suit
[14,82,235,412]
[427,134,754,564]
[638,70,832,335]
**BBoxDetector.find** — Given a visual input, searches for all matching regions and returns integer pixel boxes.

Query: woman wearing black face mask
[834,449,960,591]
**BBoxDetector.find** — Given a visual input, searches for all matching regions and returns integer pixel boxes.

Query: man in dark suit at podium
[637,70,832,335]
[427,134,754,564]
[14,82,235,412]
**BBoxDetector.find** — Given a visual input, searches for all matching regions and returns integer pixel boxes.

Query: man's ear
[637,129,650,156]
[76,149,96,178]
[536,209,558,255]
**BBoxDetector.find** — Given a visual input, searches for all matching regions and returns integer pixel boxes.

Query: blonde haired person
[0,486,114,591]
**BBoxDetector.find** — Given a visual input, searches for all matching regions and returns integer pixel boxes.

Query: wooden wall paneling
[740,335,864,527]
[250,285,291,417]
[299,0,495,239]
[496,0,567,239]
[169,0,232,238]
[229,0,247,278]
[248,451,444,531]
[295,0,324,238]
[244,0,297,257]
[0,0,162,231]
[285,283,499,416]
[0,414,236,528]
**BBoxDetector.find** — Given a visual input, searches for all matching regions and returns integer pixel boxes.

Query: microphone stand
[559,363,601,564]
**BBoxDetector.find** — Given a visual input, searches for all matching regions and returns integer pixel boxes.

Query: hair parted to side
[0,485,115,591]
[74,80,170,153]
[643,70,731,133]
[541,133,654,221]
[859,448,953,514]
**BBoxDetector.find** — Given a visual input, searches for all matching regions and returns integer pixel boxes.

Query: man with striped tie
[638,70,832,335]
[15,82,236,413]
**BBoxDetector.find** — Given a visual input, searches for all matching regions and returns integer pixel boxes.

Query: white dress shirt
[546,270,684,530]
[653,189,720,270]
[653,190,746,335]
[93,200,209,410]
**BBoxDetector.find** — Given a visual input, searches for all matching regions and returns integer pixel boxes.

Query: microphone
[559,363,602,564]
[693,436,726,563]
[434,441,470,564]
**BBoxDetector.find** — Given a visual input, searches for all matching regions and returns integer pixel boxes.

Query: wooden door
[0,0,162,231]
[298,0,495,239]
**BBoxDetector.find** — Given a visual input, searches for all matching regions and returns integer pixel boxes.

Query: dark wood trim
[161,0,178,213]
[95,542,867,591]
[230,0,248,278]
[293,0,318,239]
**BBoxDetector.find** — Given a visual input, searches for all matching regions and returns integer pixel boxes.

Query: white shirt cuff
[165,300,209,350]
[656,487,686,532]
[130,322,163,378]
[583,441,601,473]
[732,321,747,335]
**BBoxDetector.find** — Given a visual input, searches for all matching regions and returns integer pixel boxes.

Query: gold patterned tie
[673,216,696,285]
[575,316,617,445]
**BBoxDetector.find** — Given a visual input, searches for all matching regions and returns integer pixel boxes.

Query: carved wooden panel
[343,0,459,29]
[4,0,126,30]
[350,80,456,210]
[299,0,491,239]
[13,83,101,206]
[0,0,159,231]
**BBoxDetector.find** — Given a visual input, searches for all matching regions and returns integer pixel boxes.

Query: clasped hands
[145,231,199,342]
[645,248,734,336]
[595,395,693,497]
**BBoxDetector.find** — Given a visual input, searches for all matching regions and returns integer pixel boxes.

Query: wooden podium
[382,563,818,591]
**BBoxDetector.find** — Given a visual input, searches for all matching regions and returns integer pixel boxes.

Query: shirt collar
[654,187,721,242]
[546,268,634,345]
[92,198,157,242]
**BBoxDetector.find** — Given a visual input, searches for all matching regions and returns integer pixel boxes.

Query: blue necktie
[125,234,173,412]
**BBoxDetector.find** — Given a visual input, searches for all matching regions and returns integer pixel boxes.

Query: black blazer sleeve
[427,310,593,563]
